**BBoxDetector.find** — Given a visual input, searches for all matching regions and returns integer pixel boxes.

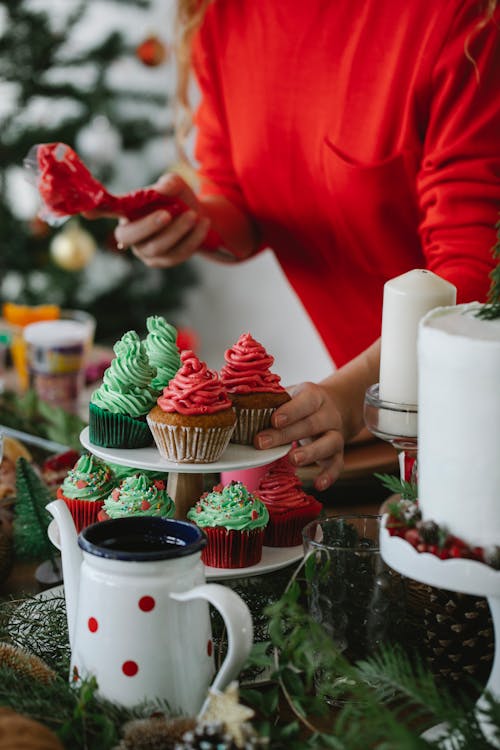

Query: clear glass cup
[302,515,407,702]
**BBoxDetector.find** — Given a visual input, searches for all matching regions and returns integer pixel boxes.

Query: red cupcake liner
[201,527,264,568]
[264,500,323,547]
[57,488,104,533]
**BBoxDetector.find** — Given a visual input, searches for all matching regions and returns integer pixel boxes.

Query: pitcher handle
[171,583,253,699]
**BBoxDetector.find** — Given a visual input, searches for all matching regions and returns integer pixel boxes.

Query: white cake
[418,303,500,548]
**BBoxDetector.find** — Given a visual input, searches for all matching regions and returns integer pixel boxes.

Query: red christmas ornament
[29,215,51,238]
[136,35,168,67]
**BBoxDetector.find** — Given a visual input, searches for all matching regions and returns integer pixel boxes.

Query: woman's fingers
[115,210,171,249]
[254,381,345,491]
[256,382,341,448]
[131,215,211,267]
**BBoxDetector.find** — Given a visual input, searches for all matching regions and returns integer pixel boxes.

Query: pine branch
[374,472,418,501]
[477,216,500,320]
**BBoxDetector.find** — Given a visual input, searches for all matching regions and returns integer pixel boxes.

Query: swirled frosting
[59,453,115,501]
[90,331,157,417]
[157,350,233,415]
[220,333,286,394]
[144,315,181,391]
[257,458,317,514]
[187,481,269,531]
[102,472,174,518]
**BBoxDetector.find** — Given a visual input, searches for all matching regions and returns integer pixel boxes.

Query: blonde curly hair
[173,0,499,164]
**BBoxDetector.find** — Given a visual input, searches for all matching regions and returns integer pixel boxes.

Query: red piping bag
[24,142,225,253]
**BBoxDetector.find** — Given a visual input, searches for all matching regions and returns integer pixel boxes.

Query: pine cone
[176,721,237,750]
[176,721,268,750]
[406,581,494,702]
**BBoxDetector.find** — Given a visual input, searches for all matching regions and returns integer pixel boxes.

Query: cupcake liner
[58,493,104,533]
[264,503,322,547]
[147,418,235,463]
[97,509,110,522]
[89,402,153,448]
[231,407,275,445]
[201,527,264,568]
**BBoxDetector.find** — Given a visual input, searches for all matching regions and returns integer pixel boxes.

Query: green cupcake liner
[89,402,153,448]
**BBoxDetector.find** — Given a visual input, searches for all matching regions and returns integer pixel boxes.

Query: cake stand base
[380,516,500,747]
[167,472,205,520]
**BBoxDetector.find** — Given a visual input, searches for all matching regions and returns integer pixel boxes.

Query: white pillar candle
[378,269,456,406]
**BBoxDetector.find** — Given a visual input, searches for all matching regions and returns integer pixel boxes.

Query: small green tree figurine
[13,457,57,566]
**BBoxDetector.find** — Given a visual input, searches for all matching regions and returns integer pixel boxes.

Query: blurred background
[0,0,333,386]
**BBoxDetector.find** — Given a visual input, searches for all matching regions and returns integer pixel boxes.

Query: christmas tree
[0,0,197,343]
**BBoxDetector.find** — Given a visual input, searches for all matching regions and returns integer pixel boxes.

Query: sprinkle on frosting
[59,453,115,501]
[157,350,233,415]
[220,333,285,394]
[102,472,175,519]
[257,458,318,515]
[187,481,269,531]
[144,315,181,391]
[90,330,157,417]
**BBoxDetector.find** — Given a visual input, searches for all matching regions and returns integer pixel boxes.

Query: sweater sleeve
[417,2,500,303]
[191,22,249,216]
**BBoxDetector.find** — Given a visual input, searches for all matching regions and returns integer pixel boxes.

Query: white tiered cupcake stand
[49,427,302,582]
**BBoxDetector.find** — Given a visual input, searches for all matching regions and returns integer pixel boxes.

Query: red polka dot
[138,596,155,612]
[88,617,98,633]
[122,660,139,677]
[207,639,213,657]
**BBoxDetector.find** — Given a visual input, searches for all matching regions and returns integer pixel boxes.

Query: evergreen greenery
[0,0,197,342]
[0,562,498,748]
[374,473,418,501]
[478,217,500,320]
[0,389,86,452]
[13,457,58,563]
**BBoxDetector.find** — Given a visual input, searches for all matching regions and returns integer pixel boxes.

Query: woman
[115,0,500,490]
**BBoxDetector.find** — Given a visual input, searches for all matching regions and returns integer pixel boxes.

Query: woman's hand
[255,381,346,492]
[114,173,211,268]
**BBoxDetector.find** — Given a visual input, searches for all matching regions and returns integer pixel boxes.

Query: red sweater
[192,0,500,367]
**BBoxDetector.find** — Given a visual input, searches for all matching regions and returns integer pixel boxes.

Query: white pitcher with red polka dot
[47,499,253,715]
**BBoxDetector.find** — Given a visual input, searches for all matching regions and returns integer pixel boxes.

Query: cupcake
[56,453,116,532]
[256,457,323,546]
[89,330,157,448]
[147,350,236,463]
[106,461,168,485]
[187,481,269,568]
[97,472,175,521]
[143,315,181,392]
[220,333,291,445]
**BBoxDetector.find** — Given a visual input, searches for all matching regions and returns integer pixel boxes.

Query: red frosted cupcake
[220,333,290,445]
[147,350,236,463]
[187,481,269,568]
[256,458,323,546]
[56,453,116,532]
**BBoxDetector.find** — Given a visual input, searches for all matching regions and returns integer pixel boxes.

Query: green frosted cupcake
[89,330,157,448]
[187,481,269,568]
[56,453,116,532]
[106,461,168,485]
[143,315,181,392]
[98,472,175,520]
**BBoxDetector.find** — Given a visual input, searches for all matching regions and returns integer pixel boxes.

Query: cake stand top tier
[80,426,291,474]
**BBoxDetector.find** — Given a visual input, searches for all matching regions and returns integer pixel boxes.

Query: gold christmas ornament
[0,643,57,684]
[0,707,63,749]
[50,221,97,271]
